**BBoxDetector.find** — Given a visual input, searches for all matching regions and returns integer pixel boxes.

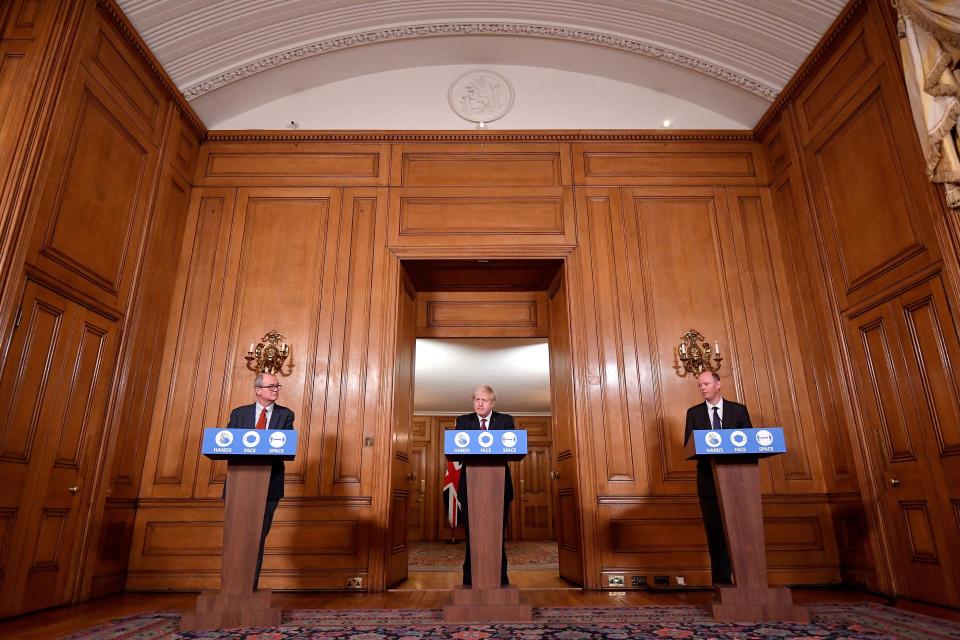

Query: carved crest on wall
[448,69,514,124]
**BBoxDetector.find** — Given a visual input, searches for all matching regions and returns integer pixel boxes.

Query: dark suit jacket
[684,399,752,496]
[226,402,295,501]
[455,411,515,517]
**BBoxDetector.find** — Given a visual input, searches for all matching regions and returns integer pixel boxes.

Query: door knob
[406,472,417,481]
[67,486,79,495]
[549,471,560,480]
[889,478,901,487]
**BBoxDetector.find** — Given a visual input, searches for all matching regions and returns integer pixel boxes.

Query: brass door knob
[549,471,560,480]
[406,472,417,481]
[889,478,901,487]
[67,486,79,495]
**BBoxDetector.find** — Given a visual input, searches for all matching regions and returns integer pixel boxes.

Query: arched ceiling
[118,1,848,129]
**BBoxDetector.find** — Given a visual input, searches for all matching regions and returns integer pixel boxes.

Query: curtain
[894,0,960,208]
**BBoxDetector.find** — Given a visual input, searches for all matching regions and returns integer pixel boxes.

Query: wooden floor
[2,571,959,640]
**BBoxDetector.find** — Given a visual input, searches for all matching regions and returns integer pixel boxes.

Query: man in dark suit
[225,371,295,590]
[684,370,752,586]
[456,384,514,586]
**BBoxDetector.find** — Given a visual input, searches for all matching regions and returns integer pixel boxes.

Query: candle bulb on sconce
[676,329,723,377]
[245,330,290,375]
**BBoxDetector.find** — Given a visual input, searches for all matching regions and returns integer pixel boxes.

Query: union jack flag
[442,460,462,528]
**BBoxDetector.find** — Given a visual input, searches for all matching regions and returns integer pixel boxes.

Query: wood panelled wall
[2,0,958,614]
[124,123,847,592]
[756,0,960,605]
[0,0,201,618]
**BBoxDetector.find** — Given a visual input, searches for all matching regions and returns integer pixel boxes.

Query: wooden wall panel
[389,187,576,253]
[794,16,881,141]
[84,20,164,140]
[622,188,726,494]
[574,189,646,494]
[196,142,388,187]
[574,142,764,186]
[416,291,548,338]
[393,143,570,187]
[805,80,935,305]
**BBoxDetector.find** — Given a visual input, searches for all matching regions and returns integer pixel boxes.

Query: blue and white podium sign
[444,429,528,457]
[201,428,298,459]
[690,427,786,456]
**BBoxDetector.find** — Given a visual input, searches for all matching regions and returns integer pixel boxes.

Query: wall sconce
[677,329,722,376]
[245,330,290,375]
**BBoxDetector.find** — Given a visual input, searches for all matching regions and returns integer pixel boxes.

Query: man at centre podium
[456,384,514,586]
[684,370,752,586]
[224,371,295,589]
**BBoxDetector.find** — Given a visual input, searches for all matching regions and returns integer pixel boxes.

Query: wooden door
[847,286,960,605]
[0,281,118,616]
[385,276,416,586]
[547,274,583,585]
[408,440,430,542]
[515,444,554,540]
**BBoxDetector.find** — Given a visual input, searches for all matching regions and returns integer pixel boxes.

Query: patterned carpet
[64,603,960,639]
[409,540,559,571]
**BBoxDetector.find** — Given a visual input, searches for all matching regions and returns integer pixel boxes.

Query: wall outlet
[675,575,686,586]
[631,575,647,587]
[653,575,669,586]
[607,574,624,587]
[347,576,363,589]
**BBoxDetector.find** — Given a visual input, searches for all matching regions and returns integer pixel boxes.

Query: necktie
[481,417,487,430]
[256,407,268,430]
[712,406,721,430]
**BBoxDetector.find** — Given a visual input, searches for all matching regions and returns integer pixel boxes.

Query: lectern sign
[690,427,786,456]
[444,429,528,456]
[201,428,297,457]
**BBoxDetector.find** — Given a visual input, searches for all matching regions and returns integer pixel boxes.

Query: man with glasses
[225,372,295,589]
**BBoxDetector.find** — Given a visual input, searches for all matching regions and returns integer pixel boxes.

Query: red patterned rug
[410,541,559,571]
[63,603,960,639]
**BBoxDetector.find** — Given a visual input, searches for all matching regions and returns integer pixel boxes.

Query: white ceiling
[414,338,551,414]
[118,0,848,129]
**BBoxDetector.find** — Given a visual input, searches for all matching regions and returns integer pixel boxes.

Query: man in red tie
[225,372,295,589]
[455,385,515,586]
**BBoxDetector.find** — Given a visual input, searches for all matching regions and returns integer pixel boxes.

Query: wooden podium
[442,431,532,623]
[688,429,809,622]
[182,427,297,631]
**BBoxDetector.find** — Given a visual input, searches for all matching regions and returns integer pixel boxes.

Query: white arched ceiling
[118,0,847,129]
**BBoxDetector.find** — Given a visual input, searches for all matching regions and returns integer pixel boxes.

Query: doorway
[384,259,584,590]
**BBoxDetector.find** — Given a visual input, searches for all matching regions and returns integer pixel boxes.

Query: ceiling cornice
[181,21,780,102]
[205,129,757,143]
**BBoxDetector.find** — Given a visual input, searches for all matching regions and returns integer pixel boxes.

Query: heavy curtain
[894,0,960,208]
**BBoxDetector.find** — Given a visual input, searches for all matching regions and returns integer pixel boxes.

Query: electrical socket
[607,574,624,587]
[631,575,647,587]
[653,575,669,586]
[346,576,363,589]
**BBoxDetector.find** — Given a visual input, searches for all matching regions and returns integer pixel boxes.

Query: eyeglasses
[257,384,282,391]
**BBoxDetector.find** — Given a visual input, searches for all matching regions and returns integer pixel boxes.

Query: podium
[687,427,808,622]
[181,428,297,631]
[442,429,532,623]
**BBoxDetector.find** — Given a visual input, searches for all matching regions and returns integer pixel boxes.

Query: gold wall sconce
[677,329,722,376]
[245,330,290,375]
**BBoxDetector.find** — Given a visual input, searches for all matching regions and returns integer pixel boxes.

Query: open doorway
[384,259,583,591]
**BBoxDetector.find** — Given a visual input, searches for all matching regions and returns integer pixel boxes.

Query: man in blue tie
[684,370,753,585]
